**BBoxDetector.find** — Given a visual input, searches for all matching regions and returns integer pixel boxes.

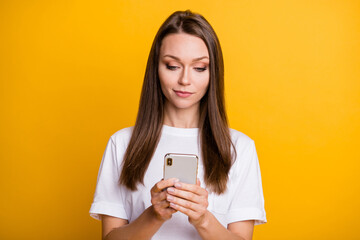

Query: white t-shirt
[90,125,267,239]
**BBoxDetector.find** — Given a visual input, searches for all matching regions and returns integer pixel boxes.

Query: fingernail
[167,187,174,193]
[174,182,181,188]
[167,195,173,201]
[174,178,180,183]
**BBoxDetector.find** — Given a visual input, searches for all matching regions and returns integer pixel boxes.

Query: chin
[169,101,199,111]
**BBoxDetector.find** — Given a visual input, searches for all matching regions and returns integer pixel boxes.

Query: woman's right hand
[150,178,179,221]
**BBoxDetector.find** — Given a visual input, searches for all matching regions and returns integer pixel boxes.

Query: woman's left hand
[166,179,209,227]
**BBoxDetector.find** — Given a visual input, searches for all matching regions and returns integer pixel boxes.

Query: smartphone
[163,153,198,185]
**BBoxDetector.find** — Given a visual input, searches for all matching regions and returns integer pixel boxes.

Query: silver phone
[163,153,198,184]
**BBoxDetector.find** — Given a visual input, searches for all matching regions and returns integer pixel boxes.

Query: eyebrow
[163,54,209,62]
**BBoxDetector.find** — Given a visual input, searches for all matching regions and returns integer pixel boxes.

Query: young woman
[90,10,266,240]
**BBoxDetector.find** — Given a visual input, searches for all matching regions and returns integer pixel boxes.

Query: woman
[90,10,266,240]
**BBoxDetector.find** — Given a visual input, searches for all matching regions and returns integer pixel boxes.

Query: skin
[158,33,210,128]
[101,33,255,240]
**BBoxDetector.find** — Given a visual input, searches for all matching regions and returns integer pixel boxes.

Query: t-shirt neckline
[162,124,199,136]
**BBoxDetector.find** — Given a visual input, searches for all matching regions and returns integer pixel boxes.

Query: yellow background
[1,0,359,239]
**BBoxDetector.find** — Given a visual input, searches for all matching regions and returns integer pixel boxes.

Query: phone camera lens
[167,158,172,166]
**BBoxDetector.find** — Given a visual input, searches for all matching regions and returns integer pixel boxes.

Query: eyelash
[166,64,178,70]
[166,64,207,72]
[195,67,207,72]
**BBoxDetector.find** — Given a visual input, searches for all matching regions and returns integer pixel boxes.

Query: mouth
[175,90,192,94]
[174,90,193,98]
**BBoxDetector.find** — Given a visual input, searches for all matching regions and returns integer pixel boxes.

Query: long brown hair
[120,10,236,194]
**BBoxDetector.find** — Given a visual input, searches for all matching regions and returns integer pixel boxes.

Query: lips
[174,90,193,98]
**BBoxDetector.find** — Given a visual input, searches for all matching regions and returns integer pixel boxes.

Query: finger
[156,199,171,209]
[174,181,207,196]
[169,202,197,219]
[167,187,200,203]
[152,178,179,193]
[151,190,167,203]
[167,195,204,213]
[153,201,178,219]
[168,208,177,214]
[196,178,201,186]
[165,206,178,215]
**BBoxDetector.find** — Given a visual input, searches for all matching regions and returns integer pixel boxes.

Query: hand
[166,179,209,227]
[150,178,179,222]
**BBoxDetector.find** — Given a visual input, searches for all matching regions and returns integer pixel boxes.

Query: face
[158,33,210,112]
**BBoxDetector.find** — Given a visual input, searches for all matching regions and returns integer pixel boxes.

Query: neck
[163,102,200,128]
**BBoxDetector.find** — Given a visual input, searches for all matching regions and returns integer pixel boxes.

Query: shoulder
[229,128,257,164]
[229,128,255,150]
[109,126,134,148]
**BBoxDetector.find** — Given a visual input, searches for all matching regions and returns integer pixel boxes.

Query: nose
[178,67,190,86]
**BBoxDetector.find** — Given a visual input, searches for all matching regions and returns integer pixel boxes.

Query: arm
[228,221,254,240]
[101,207,164,240]
[102,178,179,240]
[166,180,254,240]
[193,212,254,240]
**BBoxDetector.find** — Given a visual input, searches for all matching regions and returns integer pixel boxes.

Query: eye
[166,64,179,71]
[194,67,207,72]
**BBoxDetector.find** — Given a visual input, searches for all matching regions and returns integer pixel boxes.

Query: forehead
[159,33,209,60]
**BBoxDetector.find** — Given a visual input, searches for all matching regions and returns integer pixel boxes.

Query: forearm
[104,206,164,240]
[194,211,245,240]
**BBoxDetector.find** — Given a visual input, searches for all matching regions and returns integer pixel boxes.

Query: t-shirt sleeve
[227,140,267,225]
[89,136,129,221]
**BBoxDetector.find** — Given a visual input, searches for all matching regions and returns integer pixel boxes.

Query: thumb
[196,178,201,186]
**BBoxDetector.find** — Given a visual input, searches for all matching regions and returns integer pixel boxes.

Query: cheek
[159,78,169,98]
[196,74,210,92]
[158,66,177,86]
[158,67,168,89]
[158,66,165,84]
[158,68,173,98]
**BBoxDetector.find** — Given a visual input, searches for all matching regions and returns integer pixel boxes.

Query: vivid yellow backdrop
[1,0,359,239]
